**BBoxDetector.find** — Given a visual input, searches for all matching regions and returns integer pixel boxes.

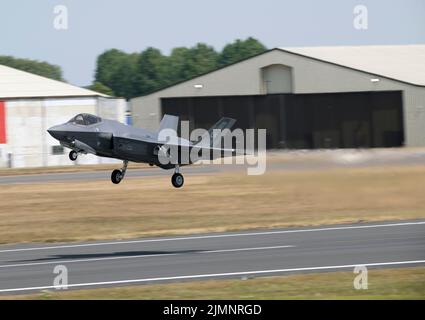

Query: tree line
[0,37,267,99]
[91,37,267,99]
[0,56,63,81]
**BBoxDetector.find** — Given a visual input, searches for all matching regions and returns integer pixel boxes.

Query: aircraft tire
[171,173,184,188]
[69,150,78,161]
[111,169,123,184]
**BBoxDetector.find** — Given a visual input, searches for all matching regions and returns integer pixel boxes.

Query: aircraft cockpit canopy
[68,114,102,125]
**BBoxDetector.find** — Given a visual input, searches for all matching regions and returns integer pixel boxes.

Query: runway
[0,220,424,294]
[0,166,219,185]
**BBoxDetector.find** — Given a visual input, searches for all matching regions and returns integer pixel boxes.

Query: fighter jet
[47,113,236,188]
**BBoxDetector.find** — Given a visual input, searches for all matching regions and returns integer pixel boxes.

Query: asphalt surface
[0,166,219,184]
[0,220,424,294]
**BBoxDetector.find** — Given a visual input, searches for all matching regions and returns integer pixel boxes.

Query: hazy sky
[1,0,424,86]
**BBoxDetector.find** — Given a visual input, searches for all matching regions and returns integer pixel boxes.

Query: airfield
[0,149,424,298]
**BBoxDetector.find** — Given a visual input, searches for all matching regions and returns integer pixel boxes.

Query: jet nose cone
[47,125,62,140]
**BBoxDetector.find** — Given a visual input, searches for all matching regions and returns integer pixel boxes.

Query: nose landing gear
[111,160,128,184]
[69,150,78,161]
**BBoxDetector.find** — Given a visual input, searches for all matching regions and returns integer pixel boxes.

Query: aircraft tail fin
[158,114,179,133]
[196,117,236,148]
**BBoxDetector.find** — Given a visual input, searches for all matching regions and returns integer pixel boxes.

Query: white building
[0,65,126,168]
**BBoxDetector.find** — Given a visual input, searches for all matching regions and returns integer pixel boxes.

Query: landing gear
[111,160,128,184]
[171,173,184,188]
[111,169,123,184]
[171,165,184,188]
[69,150,78,161]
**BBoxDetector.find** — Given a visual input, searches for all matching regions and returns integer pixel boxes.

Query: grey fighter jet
[47,113,236,188]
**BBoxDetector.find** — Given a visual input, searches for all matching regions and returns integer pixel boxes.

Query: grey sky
[1,0,424,86]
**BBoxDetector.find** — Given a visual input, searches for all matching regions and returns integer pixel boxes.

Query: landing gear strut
[171,165,184,188]
[111,160,128,184]
[69,150,78,161]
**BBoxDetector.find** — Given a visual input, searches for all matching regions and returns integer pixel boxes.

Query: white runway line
[0,259,424,293]
[0,245,294,269]
[0,221,423,254]
[200,245,294,254]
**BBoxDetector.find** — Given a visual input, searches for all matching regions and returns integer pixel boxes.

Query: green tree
[110,53,139,98]
[0,56,63,81]
[92,37,267,99]
[165,47,191,84]
[86,82,115,96]
[180,43,218,79]
[94,49,139,98]
[135,47,168,95]
[95,49,128,89]
[218,37,267,67]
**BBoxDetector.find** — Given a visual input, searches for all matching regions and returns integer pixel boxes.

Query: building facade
[130,45,425,149]
[0,65,126,168]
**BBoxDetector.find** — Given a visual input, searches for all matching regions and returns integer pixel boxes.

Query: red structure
[0,101,6,144]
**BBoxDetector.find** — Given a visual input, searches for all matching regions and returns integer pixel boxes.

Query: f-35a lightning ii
[47,113,236,188]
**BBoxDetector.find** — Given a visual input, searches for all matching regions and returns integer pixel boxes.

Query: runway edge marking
[0,259,424,293]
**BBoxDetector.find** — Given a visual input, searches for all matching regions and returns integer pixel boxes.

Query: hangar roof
[281,44,425,86]
[0,64,107,99]
[134,44,425,99]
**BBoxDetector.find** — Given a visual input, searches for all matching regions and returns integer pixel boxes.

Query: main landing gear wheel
[111,160,128,184]
[69,150,78,161]
[111,169,123,184]
[171,173,184,188]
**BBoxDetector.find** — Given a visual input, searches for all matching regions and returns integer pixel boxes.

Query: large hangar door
[254,95,282,148]
[285,91,403,149]
[162,95,280,148]
[162,91,403,150]
[162,96,255,133]
[370,91,404,147]
[339,92,372,148]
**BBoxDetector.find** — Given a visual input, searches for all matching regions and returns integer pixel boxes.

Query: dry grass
[3,267,425,300]
[0,165,424,244]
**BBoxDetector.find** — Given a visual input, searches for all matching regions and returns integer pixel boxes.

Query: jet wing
[156,136,235,161]
[154,140,235,162]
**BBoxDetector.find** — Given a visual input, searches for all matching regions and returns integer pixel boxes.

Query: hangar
[130,45,425,149]
[0,65,126,168]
